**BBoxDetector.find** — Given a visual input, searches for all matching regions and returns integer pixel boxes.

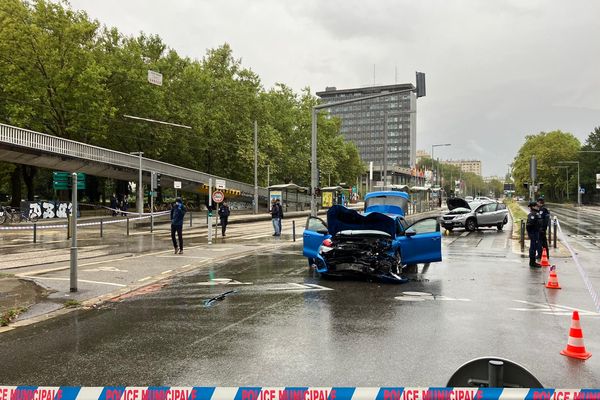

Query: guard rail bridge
[0,123,312,207]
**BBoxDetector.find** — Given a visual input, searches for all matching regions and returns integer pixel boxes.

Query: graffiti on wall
[20,201,75,219]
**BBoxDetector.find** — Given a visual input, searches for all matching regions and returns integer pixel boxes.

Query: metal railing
[0,123,314,203]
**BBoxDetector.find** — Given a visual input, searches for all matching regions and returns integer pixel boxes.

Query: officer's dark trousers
[221,217,228,235]
[171,224,183,250]
[528,230,540,263]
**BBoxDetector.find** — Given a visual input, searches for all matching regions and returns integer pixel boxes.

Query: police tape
[555,219,600,314]
[0,212,171,231]
[1,387,599,400]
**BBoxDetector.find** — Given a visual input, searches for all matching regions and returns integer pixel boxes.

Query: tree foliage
[511,130,580,201]
[0,0,365,202]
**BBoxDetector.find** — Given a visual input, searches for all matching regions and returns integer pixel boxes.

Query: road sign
[215,179,226,189]
[147,70,163,86]
[212,190,224,203]
[580,187,585,194]
[174,181,182,189]
[53,172,85,190]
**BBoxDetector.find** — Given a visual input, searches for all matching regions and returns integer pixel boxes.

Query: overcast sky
[69,0,600,176]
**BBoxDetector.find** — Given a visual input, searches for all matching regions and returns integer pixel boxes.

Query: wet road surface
[1,214,599,388]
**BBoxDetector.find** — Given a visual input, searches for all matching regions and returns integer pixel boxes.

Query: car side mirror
[405,229,417,237]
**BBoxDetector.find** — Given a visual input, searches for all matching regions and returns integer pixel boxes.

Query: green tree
[511,130,580,201]
[579,126,600,202]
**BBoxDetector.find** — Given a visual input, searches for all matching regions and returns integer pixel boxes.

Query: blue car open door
[398,217,442,265]
[302,216,330,260]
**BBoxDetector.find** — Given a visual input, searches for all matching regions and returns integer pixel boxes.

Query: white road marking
[509,300,600,317]
[138,276,152,282]
[460,231,470,237]
[19,276,127,287]
[161,269,173,274]
[82,266,128,272]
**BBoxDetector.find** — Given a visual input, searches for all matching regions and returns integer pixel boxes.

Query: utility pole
[70,173,78,292]
[383,112,388,190]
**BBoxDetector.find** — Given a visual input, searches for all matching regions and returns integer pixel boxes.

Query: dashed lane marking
[161,269,173,274]
[19,276,127,287]
[138,276,152,282]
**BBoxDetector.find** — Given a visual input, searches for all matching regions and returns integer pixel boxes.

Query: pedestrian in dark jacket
[170,197,187,254]
[526,201,542,268]
[537,197,550,258]
[218,201,231,236]
[110,193,118,216]
[270,199,281,236]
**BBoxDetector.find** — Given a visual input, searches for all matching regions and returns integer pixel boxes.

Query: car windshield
[365,195,408,211]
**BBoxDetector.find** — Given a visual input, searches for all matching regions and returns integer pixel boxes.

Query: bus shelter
[268,183,309,212]
[409,186,432,214]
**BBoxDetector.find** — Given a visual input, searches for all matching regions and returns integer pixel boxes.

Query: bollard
[126,217,130,236]
[553,218,558,248]
[488,360,504,388]
[292,220,296,242]
[150,214,153,233]
[520,219,525,250]
[100,219,103,237]
[33,222,37,243]
[190,211,193,227]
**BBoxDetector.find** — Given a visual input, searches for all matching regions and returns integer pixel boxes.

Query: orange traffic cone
[540,248,550,267]
[561,311,592,360]
[545,265,561,289]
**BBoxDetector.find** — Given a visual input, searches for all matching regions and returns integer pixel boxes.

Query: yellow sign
[322,192,333,207]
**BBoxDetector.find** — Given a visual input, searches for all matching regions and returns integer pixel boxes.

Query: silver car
[441,198,509,232]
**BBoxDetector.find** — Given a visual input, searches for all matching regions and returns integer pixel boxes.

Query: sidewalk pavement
[0,238,299,332]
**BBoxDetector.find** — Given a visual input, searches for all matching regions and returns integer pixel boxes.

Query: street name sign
[174,181,182,189]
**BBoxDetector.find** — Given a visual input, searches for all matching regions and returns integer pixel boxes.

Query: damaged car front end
[303,199,442,283]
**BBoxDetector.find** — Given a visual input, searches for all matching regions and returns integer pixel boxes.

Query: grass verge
[505,199,528,238]
[0,307,26,326]
[64,300,81,308]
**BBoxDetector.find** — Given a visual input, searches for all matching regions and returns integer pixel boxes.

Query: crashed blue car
[302,191,442,283]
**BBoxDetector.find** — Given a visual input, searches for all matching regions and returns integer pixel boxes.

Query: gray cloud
[68,0,600,176]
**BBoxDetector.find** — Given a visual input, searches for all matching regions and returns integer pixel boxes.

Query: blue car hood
[326,205,395,238]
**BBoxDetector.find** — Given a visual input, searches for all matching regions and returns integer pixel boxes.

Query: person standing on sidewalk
[270,199,281,236]
[218,201,231,236]
[170,197,187,254]
[537,197,550,258]
[526,201,542,268]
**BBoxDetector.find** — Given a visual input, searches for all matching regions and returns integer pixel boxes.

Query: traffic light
[314,187,321,196]
[156,173,161,188]
[523,183,529,189]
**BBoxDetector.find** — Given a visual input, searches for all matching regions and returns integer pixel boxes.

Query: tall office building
[316,84,417,170]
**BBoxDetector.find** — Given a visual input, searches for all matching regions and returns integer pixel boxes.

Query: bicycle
[0,206,10,224]
[0,206,39,223]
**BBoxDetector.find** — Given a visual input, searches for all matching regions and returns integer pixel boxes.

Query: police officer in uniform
[537,197,550,258]
[526,201,542,268]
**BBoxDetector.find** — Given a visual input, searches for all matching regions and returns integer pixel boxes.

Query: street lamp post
[130,151,144,215]
[431,144,451,187]
[559,161,580,206]
[310,87,417,216]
